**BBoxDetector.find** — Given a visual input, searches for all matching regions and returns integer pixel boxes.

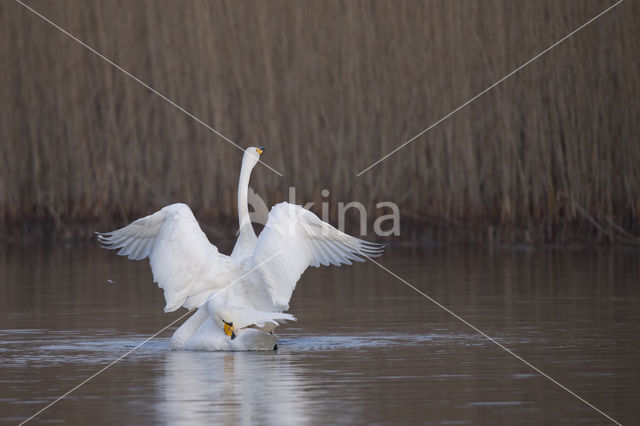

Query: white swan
[98,147,385,350]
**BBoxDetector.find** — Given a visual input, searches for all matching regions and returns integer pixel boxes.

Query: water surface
[0,246,638,424]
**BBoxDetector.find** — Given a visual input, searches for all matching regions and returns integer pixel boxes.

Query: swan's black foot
[273,344,278,350]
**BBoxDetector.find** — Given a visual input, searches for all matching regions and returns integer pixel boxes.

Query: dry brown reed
[0,0,638,245]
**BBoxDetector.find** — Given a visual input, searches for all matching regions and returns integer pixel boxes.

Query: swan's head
[242,146,265,170]
[210,305,236,339]
[215,314,236,339]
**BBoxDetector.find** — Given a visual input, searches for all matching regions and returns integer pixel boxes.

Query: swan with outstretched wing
[98,147,385,350]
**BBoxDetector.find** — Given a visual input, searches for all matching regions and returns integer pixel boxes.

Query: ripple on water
[0,330,171,367]
[0,329,486,367]
[279,332,483,351]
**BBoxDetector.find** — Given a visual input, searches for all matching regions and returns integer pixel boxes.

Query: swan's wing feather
[247,202,386,310]
[209,303,296,330]
[98,203,223,312]
[98,210,166,260]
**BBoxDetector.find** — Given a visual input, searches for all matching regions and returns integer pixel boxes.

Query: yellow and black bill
[223,320,236,340]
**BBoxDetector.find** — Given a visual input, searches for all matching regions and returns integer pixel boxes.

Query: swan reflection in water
[156,350,311,425]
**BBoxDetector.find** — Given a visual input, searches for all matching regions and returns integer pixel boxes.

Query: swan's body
[98,147,385,350]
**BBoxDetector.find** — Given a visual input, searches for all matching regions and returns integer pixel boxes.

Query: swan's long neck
[237,160,252,231]
[231,157,258,260]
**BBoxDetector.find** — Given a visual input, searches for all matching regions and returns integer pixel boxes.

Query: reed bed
[0,0,638,245]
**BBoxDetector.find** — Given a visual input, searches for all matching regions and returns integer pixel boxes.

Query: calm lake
[0,246,638,424]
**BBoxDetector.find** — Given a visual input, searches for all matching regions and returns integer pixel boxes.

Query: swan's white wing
[246,202,386,310]
[98,203,225,312]
[208,302,296,330]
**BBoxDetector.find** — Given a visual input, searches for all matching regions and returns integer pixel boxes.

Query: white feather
[98,203,227,312]
[98,147,387,351]
[246,202,385,311]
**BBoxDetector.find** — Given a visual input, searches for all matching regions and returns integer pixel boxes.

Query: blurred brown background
[0,0,638,245]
